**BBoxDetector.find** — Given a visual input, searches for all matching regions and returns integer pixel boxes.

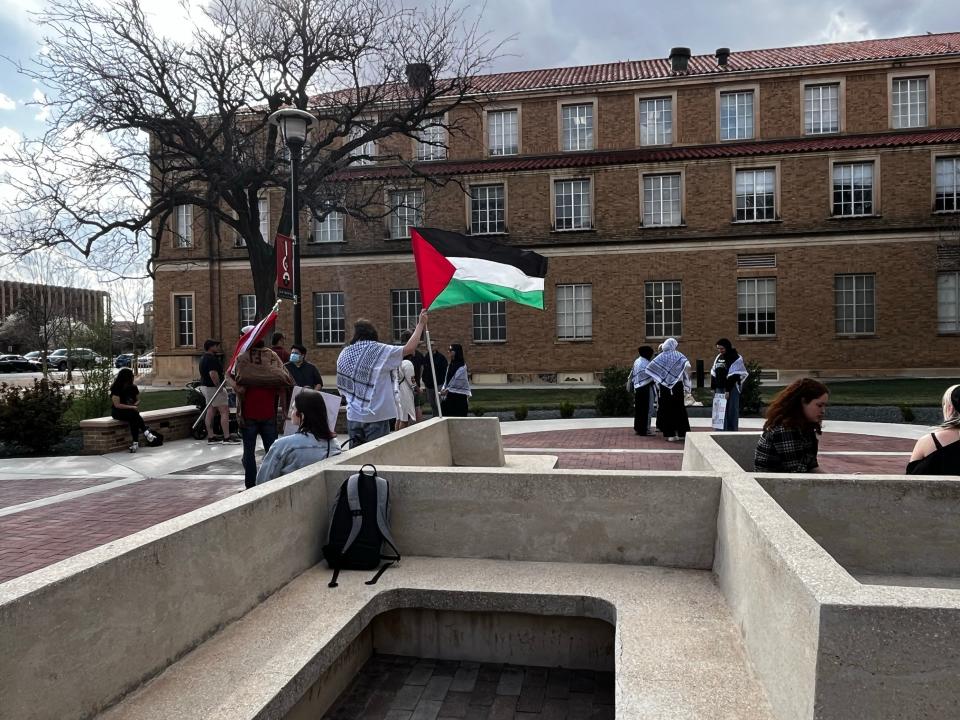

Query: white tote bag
[711,394,727,430]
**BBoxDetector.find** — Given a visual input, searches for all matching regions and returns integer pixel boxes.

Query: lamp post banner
[275,232,295,299]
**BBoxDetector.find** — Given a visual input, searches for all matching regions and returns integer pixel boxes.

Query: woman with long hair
[906,385,960,475]
[110,367,158,453]
[256,389,341,484]
[645,338,691,441]
[754,378,830,472]
[710,338,749,431]
[440,343,471,417]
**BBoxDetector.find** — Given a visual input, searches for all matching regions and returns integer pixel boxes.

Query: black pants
[112,408,146,443]
[634,384,651,435]
[441,393,469,417]
[656,383,691,438]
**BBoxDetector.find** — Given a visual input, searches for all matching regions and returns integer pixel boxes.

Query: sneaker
[208,435,224,444]
[144,430,157,443]
[666,435,681,442]
[129,442,138,453]
[223,434,241,444]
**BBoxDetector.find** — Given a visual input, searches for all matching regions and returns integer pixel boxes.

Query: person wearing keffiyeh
[336,310,428,447]
[711,338,749,431]
[645,337,691,442]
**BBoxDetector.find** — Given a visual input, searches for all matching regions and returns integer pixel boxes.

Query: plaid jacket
[754,426,819,472]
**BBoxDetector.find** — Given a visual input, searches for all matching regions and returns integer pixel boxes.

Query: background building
[0,279,110,353]
[153,32,960,384]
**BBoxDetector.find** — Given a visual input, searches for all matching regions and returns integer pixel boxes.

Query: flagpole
[424,328,443,418]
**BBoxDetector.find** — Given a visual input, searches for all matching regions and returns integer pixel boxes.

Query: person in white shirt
[630,346,655,436]
[336,310,427,447]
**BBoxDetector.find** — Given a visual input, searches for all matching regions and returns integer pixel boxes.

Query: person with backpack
[256,389,341,484]
[109,367,159,453]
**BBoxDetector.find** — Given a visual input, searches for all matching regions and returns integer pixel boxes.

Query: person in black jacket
[710,338,749,431]
[421,343,448,418]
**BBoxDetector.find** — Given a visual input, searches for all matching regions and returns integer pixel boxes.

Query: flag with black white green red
[410,227,548,311]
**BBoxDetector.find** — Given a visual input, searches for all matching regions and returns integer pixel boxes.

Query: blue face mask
[290,352,302,364]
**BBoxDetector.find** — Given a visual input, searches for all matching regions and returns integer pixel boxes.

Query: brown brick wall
[760,79,801,139]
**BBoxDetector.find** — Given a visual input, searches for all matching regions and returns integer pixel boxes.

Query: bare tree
[110,276,152,373]
[2,0,501,311]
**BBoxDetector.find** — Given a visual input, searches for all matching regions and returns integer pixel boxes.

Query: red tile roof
[334,128,960,182]
[469,32,960,95]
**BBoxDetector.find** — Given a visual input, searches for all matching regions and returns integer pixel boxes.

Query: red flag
[275,233,294,299]
[227,308,278,375]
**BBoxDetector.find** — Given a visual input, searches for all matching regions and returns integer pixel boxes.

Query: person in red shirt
[270,332,290,363]
[230,327,293,489]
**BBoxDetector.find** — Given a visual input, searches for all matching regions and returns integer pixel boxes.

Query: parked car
[137,352,154,370]
[114,353,134,368]
[0,354,37,372]
[24,351,43,361]
[47,348,107,371]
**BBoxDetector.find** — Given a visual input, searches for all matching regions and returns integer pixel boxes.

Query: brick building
[0,280,109,329]
[153,32,960,384]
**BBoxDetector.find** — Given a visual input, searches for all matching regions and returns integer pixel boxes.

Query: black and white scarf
[336,341,394,410]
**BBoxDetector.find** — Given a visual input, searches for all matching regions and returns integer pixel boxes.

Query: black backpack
[322,464,400,588]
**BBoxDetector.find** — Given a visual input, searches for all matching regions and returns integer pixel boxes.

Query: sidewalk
[0,418,927,585]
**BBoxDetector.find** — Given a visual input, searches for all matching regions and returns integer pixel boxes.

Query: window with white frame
[639,97,673,146]
[938,272,960,333]
[487,109,518,156]
[561,103,594,151]
[415,122,447,161]
[389,189,423,239]
[737,278,776,336]
[720,90,755,141]
[391,289,421,342]
[258,195,271,243]
[238,294,256,328]
[642,173,682,226]
[644,280,682,338]
[470,184,505,234]
[735,168,776,222]
[473,301,506,342]
[347,124,375,164]
[174,294,194,347]
[892,77,928,129]
[832,162,874,217]
[174,205,193,248]
[935,157,960,212]
[834,273,875,335]
[554,179,592,230]
[312,211,344,243]
[804,83,840,134]
[556,284,592,340]
[313,291,345,345]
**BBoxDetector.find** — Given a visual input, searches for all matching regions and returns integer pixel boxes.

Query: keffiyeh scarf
[443,365,472,397]
[336,340,394,411]
[645,339,688,389]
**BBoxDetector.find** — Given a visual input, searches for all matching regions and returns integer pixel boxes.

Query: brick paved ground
[322,654,614,720]
[0,476,119,508]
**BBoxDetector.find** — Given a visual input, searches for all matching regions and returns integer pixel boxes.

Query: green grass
[760,379,960,407]
[139,389,195,412]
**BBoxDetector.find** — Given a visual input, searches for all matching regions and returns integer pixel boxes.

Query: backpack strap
[339,472,364,556]
[374,474,400,562]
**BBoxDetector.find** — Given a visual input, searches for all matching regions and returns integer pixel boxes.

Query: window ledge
[639,223,687,230]
[804,131,841,137]
[314,343,344,347]
[738,335,778,340]
[469,232,509,238]
[638,142,675,149]
[550,228,596,234]
[719,136,756,143]
[561,147,597,153]
[933,210,960,216]
[731,219,782,225]
[828,214,882,221]
[306,240,348,246]
[835,334,878,339]
[473,340,507,345]
[645,336,683,342]
[555,338,593,344]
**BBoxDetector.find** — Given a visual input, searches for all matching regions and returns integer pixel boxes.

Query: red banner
[275,233,294,299]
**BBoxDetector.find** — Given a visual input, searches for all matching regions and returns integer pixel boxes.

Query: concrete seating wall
[79,405,201,454]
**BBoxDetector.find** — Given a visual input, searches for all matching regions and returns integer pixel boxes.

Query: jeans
[347,419,391,448]
[241,418,277,489]
[724,384,741,431]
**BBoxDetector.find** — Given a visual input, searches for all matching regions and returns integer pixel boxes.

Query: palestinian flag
[411,227,548,311]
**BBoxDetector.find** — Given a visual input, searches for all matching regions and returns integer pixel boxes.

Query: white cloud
[0,93,15,111]
[816,10,877,44]
[31,88,49,123]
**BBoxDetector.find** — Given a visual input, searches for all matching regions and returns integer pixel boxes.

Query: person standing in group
[256,389,342,485]
[440,343,471,417]
[711,338,749,431]
[229,326,294,489]
[645,338,690,442]
[284,344,323,390]
[631,346,655,436]
[906,384,960,475]
[199,339,235,443]
[270,332,290,363]
[421,339,448,419]
[754,378,829,473]
[396,347,418,430]
[336,310,428,447]
[110,367,159,453]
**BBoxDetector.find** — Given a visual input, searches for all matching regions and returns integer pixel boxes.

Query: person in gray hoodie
[256,389,341,484]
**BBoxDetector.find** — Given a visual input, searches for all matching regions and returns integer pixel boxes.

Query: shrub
[739,360,764,415]
[69,362,115,422]
[559,400,576,419]
[899,404,916,423]
[0,379,74,453]
[514,404,529,421]
[471,404,486,417]
[594,365,633,417]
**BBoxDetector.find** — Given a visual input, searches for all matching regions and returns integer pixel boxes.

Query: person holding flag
[226,308,294,489]
[336,310,428,447]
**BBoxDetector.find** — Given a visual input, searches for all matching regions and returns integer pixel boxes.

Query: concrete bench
[79,405,200,454]
[98,557,775,720]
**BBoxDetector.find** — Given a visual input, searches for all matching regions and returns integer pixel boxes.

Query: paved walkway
[0,418,928,585]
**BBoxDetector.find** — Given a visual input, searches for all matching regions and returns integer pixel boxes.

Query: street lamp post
[268,107,315,346]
